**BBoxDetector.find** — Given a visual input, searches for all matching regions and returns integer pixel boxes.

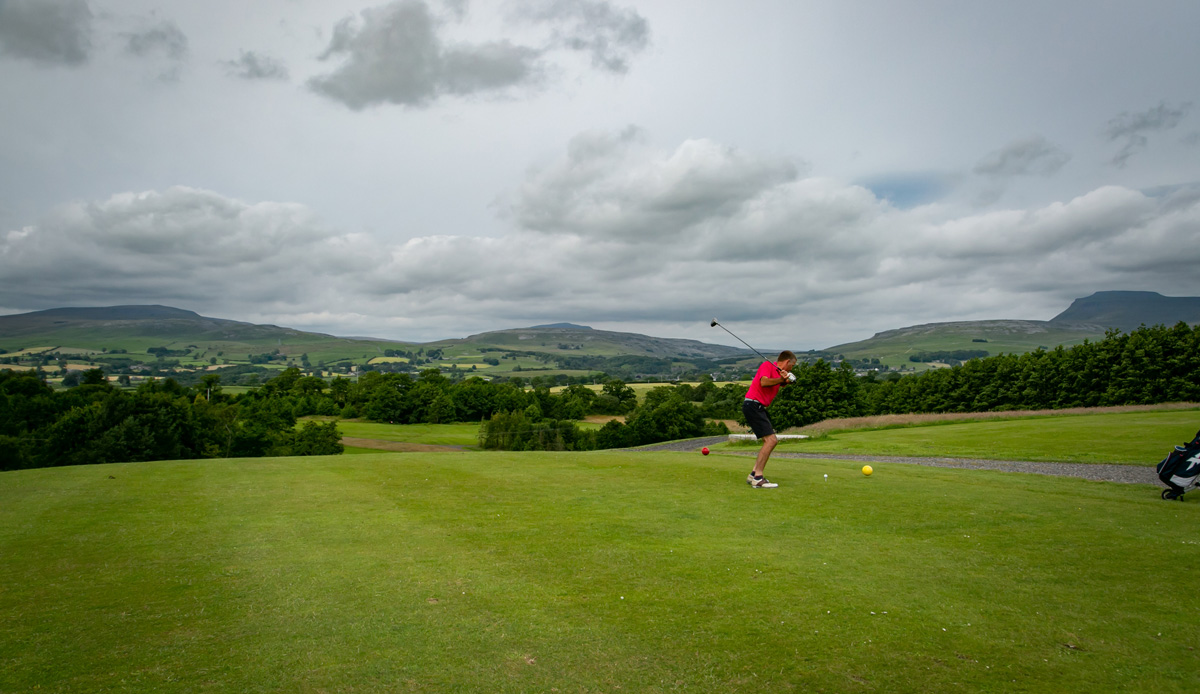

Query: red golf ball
[701,447,710,455]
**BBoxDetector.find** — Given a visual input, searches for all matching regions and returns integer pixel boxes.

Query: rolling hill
[0,306,751,381]
[430,324,745,360]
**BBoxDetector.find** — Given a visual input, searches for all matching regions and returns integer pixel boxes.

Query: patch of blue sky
[858,172,954,208]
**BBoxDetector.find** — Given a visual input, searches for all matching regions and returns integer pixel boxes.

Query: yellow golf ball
[862,465,873,476]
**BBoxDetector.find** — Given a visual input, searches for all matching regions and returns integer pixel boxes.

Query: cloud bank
[4,130,1199,346]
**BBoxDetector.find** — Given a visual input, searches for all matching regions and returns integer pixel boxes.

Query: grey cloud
[123,19,188,81]
[124,21,188,60]
[515,0,649,73]
[973,136,1070,178]
[223,50,289,81]
[1104,101,1192,168]
[309,0,541,109]
[0,0,92,66]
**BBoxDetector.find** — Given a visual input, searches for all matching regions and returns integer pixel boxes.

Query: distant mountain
[528,322,593,330]
[0,305,334,345]
[1050,291,1200,332]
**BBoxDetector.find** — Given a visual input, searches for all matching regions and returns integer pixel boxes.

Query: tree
[599,378,637,414]
[198,374,222,400]
[81,368,108,386]
[290,421,343,456]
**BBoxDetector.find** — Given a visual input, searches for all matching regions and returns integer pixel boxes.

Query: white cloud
[507,126,799,241]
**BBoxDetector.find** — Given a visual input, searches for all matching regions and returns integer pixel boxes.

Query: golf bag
[1156,429,1200,501]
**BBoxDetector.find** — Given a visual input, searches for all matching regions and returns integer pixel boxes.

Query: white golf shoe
[747,474,778,488]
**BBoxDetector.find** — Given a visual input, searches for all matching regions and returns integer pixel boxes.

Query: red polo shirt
[745,361,783,407]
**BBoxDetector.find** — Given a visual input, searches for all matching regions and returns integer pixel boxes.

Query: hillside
[1051,290,1200,332]
[432,325,745,360]
[826,320,1110,370]
[0,305,390,366]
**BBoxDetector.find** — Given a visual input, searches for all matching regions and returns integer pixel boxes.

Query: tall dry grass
[784,402,1200,436]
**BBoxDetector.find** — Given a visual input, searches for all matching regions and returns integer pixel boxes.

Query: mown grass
[335,420,483,447]
[753,408,1200,464]
[2,438,1199,692]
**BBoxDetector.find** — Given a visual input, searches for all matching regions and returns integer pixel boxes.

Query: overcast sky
[2,0,1199,350]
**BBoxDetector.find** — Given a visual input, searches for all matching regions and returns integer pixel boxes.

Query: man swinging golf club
[743,350,797,488]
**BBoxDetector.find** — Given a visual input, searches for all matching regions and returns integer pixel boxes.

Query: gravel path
[635,437,1161,486]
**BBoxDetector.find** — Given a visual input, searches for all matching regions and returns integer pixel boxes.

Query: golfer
[743,350,797,488]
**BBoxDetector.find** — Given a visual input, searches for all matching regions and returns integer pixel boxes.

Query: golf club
[710,318,790,379]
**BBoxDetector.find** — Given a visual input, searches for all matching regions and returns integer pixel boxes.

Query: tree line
[769,322,1200,429]
[0,369,346,471]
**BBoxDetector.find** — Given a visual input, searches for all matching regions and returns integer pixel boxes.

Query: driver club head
[710,319,719,327]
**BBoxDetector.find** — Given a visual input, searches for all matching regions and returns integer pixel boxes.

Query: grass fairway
[335,420,482,447]
[2,450,1199,692]
[768,409,1200,464]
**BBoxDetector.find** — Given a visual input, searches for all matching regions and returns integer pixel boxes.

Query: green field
[760,409,1200,464]
[3,415,1199,692]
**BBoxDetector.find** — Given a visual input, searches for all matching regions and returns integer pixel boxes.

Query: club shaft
[712,320,784,377]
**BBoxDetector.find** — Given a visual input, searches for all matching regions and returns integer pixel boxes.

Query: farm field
[761,408,1200,464]
[3,412,1199,692]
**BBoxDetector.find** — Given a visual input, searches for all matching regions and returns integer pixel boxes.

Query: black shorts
[742,399,775,439]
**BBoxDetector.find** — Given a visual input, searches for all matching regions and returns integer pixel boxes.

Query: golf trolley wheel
[1161,489,1183,501]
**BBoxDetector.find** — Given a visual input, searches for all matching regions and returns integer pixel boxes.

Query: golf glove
[786,372,796,383]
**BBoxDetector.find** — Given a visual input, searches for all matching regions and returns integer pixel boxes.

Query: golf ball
[862,465,873,476]
[701,447,710,455]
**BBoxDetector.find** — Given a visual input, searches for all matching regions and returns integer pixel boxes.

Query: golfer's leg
[753,434,777,476]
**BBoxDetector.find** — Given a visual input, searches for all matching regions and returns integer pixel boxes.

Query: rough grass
[786,402,1200,437]
[2,448,1198,693]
